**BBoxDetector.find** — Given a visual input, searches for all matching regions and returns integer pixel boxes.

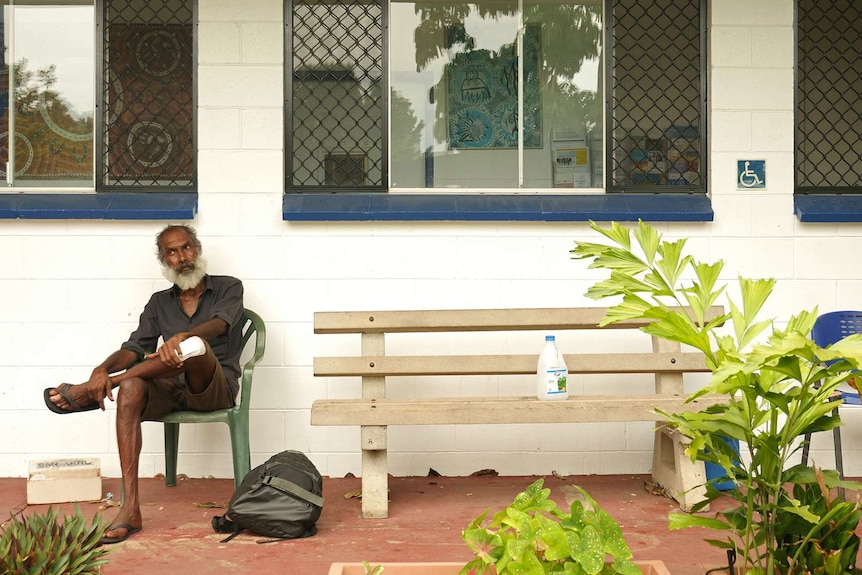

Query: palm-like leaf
[572,220,862,575]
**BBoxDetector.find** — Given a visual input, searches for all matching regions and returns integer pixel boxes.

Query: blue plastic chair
[801,310,862,479]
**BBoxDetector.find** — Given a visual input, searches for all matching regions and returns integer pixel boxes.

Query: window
[288,0,384,190]
[0,0,94,187]
[285,0,706,195]
[99,0,194,190]
[0,0,194,191]
[796,0,862,194]
[608,0,706,192]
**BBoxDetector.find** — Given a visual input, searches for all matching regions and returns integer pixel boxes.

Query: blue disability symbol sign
[737,160,766,189]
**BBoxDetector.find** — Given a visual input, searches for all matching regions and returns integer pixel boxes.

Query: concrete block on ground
[651,425,708,512]
[27,458,102,505]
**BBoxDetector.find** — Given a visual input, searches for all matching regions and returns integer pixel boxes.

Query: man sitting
[44,224,244,545]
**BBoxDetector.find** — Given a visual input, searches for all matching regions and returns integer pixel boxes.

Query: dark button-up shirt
[121,275,245,400]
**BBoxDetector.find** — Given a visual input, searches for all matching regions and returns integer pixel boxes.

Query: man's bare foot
[43,383,100,414]
[100,520,143,545]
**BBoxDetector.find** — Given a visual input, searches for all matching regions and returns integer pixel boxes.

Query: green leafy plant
[570,220,862,575]
[0,506,112,574]
[460,478,641,575]
[362,561,385,575]
[773,466,861,575]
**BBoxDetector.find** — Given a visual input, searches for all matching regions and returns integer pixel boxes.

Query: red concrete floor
[0,473,848,575]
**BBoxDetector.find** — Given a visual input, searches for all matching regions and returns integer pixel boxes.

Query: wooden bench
[311,306,725,518]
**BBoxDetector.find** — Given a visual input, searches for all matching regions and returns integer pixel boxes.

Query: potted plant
[459,478,669,575]
[329,479,670,575]
[0,506,112,574]
[570,220,862,575]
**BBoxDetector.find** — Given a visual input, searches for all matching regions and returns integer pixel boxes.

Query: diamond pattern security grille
[796,0,862,193]
[98,0,195,189]
[608,0,705,192]
[288,0,385,190]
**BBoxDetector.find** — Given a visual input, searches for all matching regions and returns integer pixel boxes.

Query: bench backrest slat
[313,306,725,334]
[314,352,710,377]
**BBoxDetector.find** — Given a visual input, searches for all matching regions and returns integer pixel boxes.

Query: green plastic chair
[158,308,266,489]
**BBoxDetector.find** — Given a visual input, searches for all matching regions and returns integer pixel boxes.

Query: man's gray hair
[155,224,203,264]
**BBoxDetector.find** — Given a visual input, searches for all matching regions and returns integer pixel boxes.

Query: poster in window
[447,25,541,149]
[552,134,590,188]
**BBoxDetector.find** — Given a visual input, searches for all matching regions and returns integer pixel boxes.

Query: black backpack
[212,450,324,542]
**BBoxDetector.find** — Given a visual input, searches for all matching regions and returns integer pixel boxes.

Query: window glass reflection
[1,1,94,186]
[390,0,602,190]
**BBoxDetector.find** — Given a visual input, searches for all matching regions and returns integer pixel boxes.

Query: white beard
[162,256,208,291]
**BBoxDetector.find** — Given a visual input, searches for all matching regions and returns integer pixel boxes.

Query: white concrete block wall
[2,0,860,480]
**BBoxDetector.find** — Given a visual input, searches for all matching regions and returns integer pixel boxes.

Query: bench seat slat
[314,306,725,334]
[314,352,710,377]
[310,395,724,426]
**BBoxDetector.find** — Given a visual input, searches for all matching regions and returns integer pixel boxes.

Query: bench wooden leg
[651,424,708,512]
[361,425,389,519]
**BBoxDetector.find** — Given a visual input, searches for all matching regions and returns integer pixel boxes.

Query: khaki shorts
[141,361,235,421]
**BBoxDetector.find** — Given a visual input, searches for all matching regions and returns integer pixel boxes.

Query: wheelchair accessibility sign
[737,160,766,189]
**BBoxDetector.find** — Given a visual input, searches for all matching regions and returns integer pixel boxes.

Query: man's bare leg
[99,352,218,542]
[47,350,216,411]
[46,349,219,541]
[101,376,147,542]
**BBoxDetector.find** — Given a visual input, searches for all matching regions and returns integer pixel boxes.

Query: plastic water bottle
[178,336,206,360]
[537,335,568,400]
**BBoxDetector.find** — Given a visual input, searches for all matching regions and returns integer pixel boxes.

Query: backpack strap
[261,475,325,508]
[220,530,243,543]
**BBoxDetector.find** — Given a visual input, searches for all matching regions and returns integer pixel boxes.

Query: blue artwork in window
[447,25,542,149]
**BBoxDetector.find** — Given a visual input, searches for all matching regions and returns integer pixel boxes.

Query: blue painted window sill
[0,193,197,220]
[283,192,713,222]
[794,195,862,222]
